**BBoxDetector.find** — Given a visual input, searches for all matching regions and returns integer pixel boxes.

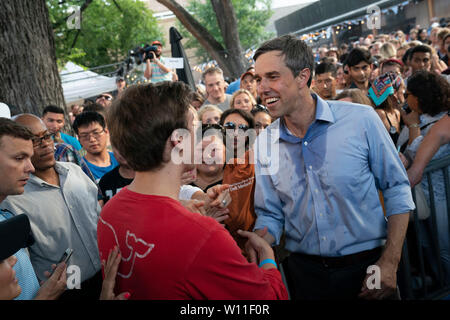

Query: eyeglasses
[223,122,249,131]
[98,95,112,101]
[32,133,54,147]
[78,129,105,141]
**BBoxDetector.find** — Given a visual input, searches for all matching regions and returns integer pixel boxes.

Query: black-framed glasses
[32,132,54,147]
[78,129,105,141]
[223,122,249,131]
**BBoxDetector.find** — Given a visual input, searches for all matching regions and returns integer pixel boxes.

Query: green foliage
[48,0,163,70]
[176,0,274,62]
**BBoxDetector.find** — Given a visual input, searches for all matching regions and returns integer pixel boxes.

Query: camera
[129,44,158,65]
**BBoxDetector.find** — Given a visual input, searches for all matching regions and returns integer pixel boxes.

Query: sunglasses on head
[223,122,249,131]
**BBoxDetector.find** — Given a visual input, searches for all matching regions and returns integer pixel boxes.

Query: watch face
[389,126,397,134]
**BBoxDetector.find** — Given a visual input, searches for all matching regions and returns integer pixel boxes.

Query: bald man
[0,114,102,300]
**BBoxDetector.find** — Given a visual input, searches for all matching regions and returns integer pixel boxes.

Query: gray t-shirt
[203,94,232,112]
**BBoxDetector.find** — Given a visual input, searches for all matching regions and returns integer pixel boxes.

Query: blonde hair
[380,42,397,60]
[230,89,256,109]
[197,104,222,122]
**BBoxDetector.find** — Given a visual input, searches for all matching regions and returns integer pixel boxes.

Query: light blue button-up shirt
[253,94,415,257]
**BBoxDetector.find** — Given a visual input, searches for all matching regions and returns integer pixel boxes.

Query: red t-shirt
[97,187,288,300]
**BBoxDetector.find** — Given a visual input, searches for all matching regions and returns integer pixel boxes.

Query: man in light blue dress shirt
[250,35,415,300]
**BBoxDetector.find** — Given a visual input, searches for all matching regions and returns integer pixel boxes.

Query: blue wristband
[259,258,277,269]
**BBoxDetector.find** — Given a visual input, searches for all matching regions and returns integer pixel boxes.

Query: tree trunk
[0,0,66,117]
[156,0,247,78]
[210,0,247,77]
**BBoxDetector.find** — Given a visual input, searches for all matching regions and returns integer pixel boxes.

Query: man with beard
[143,40,177,83]
[346,48,373,93]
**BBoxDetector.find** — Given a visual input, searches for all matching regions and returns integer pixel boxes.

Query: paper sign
[164,58,184,69]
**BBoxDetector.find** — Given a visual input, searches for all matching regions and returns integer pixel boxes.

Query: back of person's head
[407,71,450,116]
[82,102,107,121]
[315,62,337,77]
[107,81,193,172]
[220,108,255,129]
[254,34,314,87]
[334,88,373,106]
[380,42,397,59]
[202,66,224,82]
[345,48,372,67]
[72,111,106,135]
[42,105,64,117]
[0,118,34,147]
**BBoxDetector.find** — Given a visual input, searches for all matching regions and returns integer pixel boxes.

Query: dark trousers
[282,248,382,300]
[59,271,103,300]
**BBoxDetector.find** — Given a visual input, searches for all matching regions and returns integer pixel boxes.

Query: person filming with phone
[143,40,177,83]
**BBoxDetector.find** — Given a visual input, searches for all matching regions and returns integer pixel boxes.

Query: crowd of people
[0,19,449,301]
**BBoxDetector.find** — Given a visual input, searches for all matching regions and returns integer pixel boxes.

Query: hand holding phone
[50,248,73,276]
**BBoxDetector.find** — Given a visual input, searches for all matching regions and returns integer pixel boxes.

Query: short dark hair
[107,81,193,172]
[402,47,413,64]
[0,118,34,148]
[409,45,432,60]
[345,48,372,68]
[72,111,106,134]
[220,108,255,129]
[407,71,450,116]
[254,35,314,87]
[315,62,337,77]
[42,105,64,117]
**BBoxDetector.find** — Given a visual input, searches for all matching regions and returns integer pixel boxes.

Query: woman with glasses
[230,89,256,113]
[251,104,273,136]
[218,109,257,250]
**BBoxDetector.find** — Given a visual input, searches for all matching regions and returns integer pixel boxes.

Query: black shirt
[99,166,133,204]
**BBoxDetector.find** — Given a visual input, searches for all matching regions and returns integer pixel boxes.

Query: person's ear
[295,68,311,88]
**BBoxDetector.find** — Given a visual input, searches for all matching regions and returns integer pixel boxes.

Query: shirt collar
[278,93,335,142]
[28,162,67,187]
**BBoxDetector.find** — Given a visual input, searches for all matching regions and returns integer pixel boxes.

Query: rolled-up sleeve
[365,111,416,216]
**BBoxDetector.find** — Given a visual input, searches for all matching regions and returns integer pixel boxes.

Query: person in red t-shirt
[97,81,288,300]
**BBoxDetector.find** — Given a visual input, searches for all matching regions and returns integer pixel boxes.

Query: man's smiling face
[255,50,302,118]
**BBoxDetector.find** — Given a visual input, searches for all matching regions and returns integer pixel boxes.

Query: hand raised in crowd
[399,107,420,128]
[238,227,276,269]
[100,246,130,300]
[34,262,67,300]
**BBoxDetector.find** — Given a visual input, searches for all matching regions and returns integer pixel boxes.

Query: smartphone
[51,248,73,276]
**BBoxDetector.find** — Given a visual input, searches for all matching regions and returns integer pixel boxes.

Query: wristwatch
[408,123,420,129]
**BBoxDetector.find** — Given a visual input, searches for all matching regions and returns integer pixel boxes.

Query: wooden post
[427,0,434,22]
